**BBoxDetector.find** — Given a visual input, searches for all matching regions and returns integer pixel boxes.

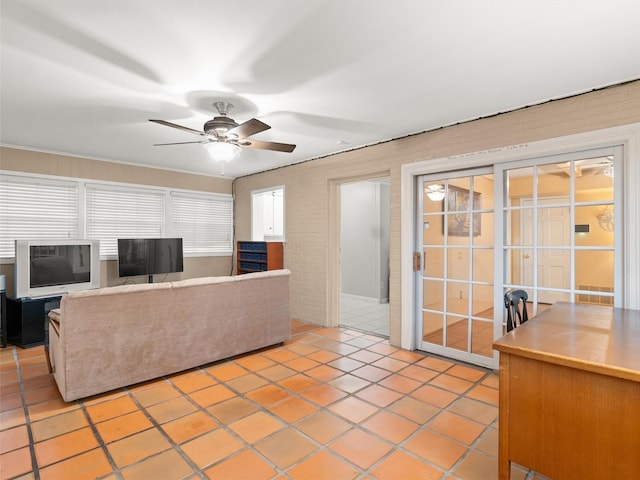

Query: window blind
[170,191,233,255]
[0,174,79,257]
[86,184,165,257]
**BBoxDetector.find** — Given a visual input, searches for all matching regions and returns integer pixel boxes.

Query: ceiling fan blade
[153,141,206,146]
[149,119,206,137]
[229,118,270,138]
[245,139,296,153]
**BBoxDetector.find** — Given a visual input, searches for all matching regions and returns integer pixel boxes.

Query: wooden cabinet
[237,241,283,275]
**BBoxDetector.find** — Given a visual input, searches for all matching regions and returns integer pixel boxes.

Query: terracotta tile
[206,397,258,424]
[449,397,498,425]
[23,384,60,406]
[161,410,219,444]
[327,357,366,373]
[255,428,318,469]
[146,396,198,424]
[345,337,379,349]
[188,384,235,408]
[301,384,348,407]
[0,425,29,454]
[328,374,371,394]
[205,362,249,381]
[329,428,392,469]
[246,384,290,406]
[429,373,474,394]
[410,384,459,408]
[131,383,180,407]
[182,428,243,469]
[95,410,154,443]
[22,374,56,391]
[404,429,467,470]
[262,348,300,363]
[31,409,89,442]
[34,427,99,467]
[171,372,217,393]
[269,396,318,423]
[287,341,322,356]
[325,343,360,356]
[378,374,422,394]
[388,349,426,363]
[371,450,442,480]
[365,343,398,355]
[305,365,345,382]
[388,397,440,424]
[288,450,359,480]
[362,411,419,443]
[429,411,486,445]
[0,392,23,412]
[398,364,439,382]
[234,354,276,371]
[371,357,409,373]
[0,377,20,395]
[447,364,487,382]
[475,428,499,457]
[121,448,194,480]
[20,365,50,380]
[416,356,455,371]
[347,349,383,364]
[295,411,351,444]
[453,451,499,479]
[307,349,341,363]
[481,373,499,389]
[284,356,321,372]
[277,373,320,393]
[0,446,32,478]
[86,396,138,423]
[226,373,269,393]
[466,384,499,406]
[228,411,284,444]
[107,428,172,468]
[203,449,277,480]
[257,364,298,382]
[81,388,127,406]
[350,365,391,382]
[38,448,112,480]
[0,407,26,431]
[328,396,378,423]
[355,384,403,408]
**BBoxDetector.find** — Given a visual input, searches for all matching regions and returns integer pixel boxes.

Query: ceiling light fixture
[203,141,241,163]
[425,184,445,201]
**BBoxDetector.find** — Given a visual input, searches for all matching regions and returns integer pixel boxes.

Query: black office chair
[504,289,529,332]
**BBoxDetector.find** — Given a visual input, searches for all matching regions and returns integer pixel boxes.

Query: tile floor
[1,321,541,480]
[340,295,389,337]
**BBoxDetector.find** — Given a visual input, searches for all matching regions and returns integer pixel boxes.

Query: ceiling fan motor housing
[204,116,239,137]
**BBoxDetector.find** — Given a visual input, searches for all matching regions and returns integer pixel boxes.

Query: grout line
[77,402,124,480]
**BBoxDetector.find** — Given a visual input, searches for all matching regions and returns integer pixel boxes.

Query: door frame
[400,123,640,358]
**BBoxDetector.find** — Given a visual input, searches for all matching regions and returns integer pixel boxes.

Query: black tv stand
[7,296,61,348]
[148,275,153,283]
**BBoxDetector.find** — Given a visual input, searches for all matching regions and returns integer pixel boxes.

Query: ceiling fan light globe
[425,184,445,201]
[203,141,241,162]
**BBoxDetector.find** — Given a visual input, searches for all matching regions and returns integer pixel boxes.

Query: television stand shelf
[7,296,61,348]
[237,241,283,275]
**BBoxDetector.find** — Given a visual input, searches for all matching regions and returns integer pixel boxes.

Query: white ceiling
[1,0,639,179]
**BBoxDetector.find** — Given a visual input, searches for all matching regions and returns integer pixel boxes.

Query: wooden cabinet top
[493,302,640,382]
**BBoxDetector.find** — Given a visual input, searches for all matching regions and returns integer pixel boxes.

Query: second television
[117,238,183,281]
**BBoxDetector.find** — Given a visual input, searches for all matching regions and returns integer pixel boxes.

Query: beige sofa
[48,269,290,401]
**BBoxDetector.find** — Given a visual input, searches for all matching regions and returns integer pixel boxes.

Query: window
[0,174,78,258]
[86,183,165,257]
[251,187,284,241]
[0,171,234,260]
[171,191,233,255]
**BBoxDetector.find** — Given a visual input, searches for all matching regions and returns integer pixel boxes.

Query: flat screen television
[14,239,101,298]
[117,238,183,280]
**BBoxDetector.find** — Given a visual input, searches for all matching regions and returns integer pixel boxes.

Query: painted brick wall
[234,81,640,346]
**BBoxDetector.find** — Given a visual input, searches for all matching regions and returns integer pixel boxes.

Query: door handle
[413,252,421,272]
[523,254,530,259]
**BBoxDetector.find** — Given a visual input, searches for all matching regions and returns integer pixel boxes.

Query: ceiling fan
[149,102,296,159]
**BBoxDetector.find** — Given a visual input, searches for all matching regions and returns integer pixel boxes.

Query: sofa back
[55,269,290,400]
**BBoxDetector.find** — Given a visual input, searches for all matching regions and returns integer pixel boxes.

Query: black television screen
[117,238,183,278]
[30,244,92,288]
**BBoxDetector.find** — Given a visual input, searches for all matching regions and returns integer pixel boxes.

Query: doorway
[339,178,390,337]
